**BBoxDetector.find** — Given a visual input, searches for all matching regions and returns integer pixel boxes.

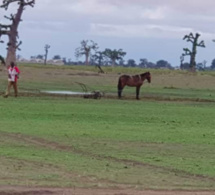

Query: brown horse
[118,72,151,99]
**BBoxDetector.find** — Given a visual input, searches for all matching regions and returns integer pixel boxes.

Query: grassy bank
[1,63,215,102]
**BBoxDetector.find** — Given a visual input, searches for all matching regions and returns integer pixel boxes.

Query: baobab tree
[182,32,205,72]
[44,44,50,65]
[75,40,98,65]
[0,0,35,66]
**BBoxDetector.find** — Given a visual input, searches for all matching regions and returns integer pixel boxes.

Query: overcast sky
[1,0,215,66]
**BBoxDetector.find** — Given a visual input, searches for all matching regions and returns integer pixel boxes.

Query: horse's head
[145,72,151,83]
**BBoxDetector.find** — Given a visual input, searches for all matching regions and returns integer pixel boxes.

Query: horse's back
[119,74,130,80]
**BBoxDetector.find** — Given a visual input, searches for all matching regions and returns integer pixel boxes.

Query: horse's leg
[118,86,124,98]
[117,80,124,98]
[136,86,140,100]
[118,89,121,98]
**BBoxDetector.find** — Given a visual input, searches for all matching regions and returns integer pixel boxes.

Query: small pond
[41,91,93,95]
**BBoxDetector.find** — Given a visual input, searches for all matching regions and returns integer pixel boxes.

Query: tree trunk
[6,45,16,65]
[44,44,50,65]
[190,53,196,72]
[44,54,47,65]
[5,4,24,66]
[44,50,48,65]
[112,59,116,67]
[85,53,89,65]
[189,34,199,72]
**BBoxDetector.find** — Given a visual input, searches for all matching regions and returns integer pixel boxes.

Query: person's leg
[4,82,12,97]
[13,82,18,97]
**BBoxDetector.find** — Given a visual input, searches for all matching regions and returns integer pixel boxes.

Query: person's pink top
[8,66,20,82]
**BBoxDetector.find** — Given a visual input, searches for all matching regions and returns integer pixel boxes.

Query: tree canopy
[75,40,98,65]
[103,48,126,67]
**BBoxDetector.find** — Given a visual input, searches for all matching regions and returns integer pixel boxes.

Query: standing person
[4,62,20,98]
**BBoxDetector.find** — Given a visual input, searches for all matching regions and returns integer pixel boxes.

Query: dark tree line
[74,39,174,69]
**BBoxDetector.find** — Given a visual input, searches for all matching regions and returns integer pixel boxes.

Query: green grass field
[0,64,215,190]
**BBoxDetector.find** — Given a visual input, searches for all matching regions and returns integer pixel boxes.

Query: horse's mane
[140,72,150,77]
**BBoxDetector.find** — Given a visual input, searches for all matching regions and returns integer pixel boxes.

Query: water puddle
[41,90,92,95]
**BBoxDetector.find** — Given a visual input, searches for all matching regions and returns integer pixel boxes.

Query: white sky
[1,0,215,66]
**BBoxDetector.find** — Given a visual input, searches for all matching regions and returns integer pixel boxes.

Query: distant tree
[211,40,215,69]
[36,54,44,60]
[210,59,215,70]
[77,61,84,65]
[75,40,98,65]
[119,59,125,66]
[91,51,105,73]
[53,55,61,60]
[181,62,190,70]
[196,62,205,71]
[182,32,205,72]
[0,0,35,66]
[146,62,156,69]
[92,51,105,66]
[180,55,184,69]
[16,54,22,60]
[196,60,207,71]
[156,60,172,69]
[44,44,50,65]
[62,57,67,65]
[127,59,136,67]
[139,58,148,68]
[203,60,207,69]
[103,48,126,67]
[66,58,72,65]
[30,56,36,60]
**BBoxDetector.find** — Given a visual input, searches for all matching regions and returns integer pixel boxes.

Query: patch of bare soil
[0,186,215,195]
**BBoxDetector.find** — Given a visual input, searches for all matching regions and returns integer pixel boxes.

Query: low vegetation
[0,64,215,190]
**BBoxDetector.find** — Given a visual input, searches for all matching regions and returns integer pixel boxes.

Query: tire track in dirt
[0,186,215,195]
[0,132,123,187]
[1,131,215,184]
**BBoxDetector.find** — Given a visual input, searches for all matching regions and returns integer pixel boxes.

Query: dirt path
[0,186,215,195]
